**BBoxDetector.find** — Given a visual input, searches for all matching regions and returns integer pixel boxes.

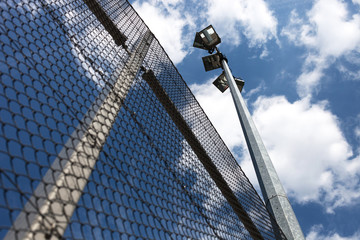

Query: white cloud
[353,0,360,5]
[251,96,360,212]
[160,0,182,7]
[132,0,194,64]
[245,81,266,98]
[191,80,360,212]
[306,225,360,240]
[356,127,360,138]
[205,0,278,47]
[260,47,269,59]
[281,0,360,97]
[132,0,277,61]
[337,65,360,81]
[190,79,246,150]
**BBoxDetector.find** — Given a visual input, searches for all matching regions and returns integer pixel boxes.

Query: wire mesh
[0,0,286,239]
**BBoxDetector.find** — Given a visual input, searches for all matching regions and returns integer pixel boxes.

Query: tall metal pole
[221,58,305,240]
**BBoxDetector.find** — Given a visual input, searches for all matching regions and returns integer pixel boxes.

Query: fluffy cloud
[356,127,360,139]
[205,0,278,47]
[132,0,278,62]
[281,0,360,97]
[191,80,360,212]
[190,78,246,150]
[306,225,360,240]
[132,0,194,64]
[251,96,360,212]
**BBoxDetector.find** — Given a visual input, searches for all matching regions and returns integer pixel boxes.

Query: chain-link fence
[0,0,286,239]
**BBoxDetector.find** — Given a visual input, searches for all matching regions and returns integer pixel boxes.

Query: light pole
[193,25,305,240]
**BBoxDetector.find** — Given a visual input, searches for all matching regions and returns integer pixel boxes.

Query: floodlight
[234,77,245,93]
[213,72,245,93]
[193,25,221,51]
[202,53,222,71]
[213,72,229,92]
[193,32,207,50]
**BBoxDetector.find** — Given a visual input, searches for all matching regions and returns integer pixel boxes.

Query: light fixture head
[193,25,221,51]
[234,77,245,93]
[213,72,245,93]
[213,72,228,92]
[193,32,207,50]
[202,53,222,72]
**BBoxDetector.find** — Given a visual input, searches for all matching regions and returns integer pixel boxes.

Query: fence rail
[0,0,285,239]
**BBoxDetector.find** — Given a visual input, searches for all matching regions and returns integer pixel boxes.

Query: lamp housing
[202,53,222,72]
[193,25,221,51]
[213,72,245,93]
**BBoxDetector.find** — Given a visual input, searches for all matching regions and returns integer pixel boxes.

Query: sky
[129,0,360,239]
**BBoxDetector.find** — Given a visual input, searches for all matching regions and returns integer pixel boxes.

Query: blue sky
[129,0,360,238]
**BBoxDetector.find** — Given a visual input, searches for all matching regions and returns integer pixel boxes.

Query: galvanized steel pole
[221,58,305,240]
